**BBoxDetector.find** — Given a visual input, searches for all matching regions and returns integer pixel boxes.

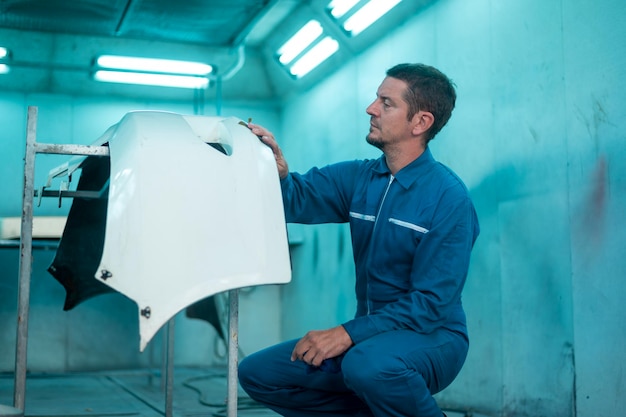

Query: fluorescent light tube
[289,36,339,78]
[96,55,213,75]
[0,47,9,72]
[277,20,324,65]
[94,70,209,89]
[343,0,402,36]
[328,0,361,19]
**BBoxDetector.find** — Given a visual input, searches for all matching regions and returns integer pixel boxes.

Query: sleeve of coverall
[342,187,479,343]
[279,161,362,224]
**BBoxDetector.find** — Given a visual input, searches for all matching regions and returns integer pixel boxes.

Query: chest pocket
[388,217,429,234]
[370,215,430,277]
[385,215,428,259]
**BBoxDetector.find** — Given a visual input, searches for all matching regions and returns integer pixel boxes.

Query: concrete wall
[277,0,626,416]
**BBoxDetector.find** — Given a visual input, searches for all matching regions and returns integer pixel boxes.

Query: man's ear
[411,111,434,136]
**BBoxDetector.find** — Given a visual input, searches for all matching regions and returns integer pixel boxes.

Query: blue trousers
[238,329,468,417]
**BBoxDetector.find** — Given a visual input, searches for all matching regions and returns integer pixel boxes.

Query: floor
[0,367,473,417]
[0,367,278,417]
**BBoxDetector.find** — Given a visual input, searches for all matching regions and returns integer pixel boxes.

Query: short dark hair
[386,63,456,141]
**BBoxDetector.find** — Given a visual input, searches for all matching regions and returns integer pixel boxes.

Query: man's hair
[386,63,456,142]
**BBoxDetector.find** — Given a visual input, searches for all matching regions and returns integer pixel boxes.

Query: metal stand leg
[13,106,38,412]
[227,289,239,417]
[165,319,176,417]
[161,330,168,393]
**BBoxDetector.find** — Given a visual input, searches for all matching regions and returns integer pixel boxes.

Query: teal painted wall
[276,0,625,416]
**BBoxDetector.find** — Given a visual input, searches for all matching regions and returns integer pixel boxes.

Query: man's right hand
[248,122,289,180]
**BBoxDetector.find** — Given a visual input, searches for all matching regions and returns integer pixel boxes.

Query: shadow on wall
[440,154,610,416]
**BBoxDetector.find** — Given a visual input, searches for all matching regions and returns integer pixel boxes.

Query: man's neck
[384,143,426,175]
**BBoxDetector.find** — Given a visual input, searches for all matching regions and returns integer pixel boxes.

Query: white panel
[95,111,291,351]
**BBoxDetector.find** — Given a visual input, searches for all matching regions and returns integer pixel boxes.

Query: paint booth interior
[1,1,625,416]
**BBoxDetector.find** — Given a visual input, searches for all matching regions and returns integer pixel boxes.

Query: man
[238,63,480,417]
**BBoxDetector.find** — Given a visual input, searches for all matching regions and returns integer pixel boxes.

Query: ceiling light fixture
[93,70,209,89]
[93,55,213,89]
[338,0,402,37]
[0,47,9,74]
[277,20,324,66]
[289,36,339,79]
[96,55,213,75]
[327,0,361,19]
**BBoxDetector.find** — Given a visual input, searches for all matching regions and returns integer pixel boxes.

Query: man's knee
[341,346,392,392]
[239,339,297,391]
[238,354,264,393]
[238,356,252,387]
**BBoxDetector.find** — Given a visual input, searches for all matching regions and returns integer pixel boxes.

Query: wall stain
[583,156,608,249]
[528,126,539,143]
[575,95,616,155]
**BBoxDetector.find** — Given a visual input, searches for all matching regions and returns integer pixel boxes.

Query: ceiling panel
[0,0,125,35]
[0,0,271,46]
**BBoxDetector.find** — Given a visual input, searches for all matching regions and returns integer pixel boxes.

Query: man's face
[365,76,413,150]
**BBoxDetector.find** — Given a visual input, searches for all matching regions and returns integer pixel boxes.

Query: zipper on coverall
[366,174,395,315]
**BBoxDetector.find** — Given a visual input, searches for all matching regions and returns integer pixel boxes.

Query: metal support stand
[227,289,239,417]
[13,106,37,412]
[12,106,111,413]
[12,106,241,417]
[165,319,176,417]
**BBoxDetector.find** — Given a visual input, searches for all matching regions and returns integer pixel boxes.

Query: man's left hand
[291,325,354,367]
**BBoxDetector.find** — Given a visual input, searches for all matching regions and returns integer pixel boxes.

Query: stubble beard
[366,132,384,150]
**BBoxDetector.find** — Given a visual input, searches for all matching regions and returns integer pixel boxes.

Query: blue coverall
[239,148,480,417]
